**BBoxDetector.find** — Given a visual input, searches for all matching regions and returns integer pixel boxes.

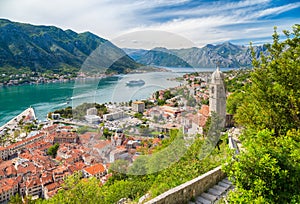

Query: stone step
[218,181,231,189]
[222,178,232,185]
[208,188,223,196]
[213,185,227,192]
[191,177,235,204]
[196,196,211,204]
[201,192,217,202]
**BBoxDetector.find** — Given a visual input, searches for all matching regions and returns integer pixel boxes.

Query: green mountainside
[0,19,139,73]
[124,42,268,68]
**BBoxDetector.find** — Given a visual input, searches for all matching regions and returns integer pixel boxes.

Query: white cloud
[0,0,299,48]
[252,2,300,18]
[143,0,270,21]
[113,0,300,48]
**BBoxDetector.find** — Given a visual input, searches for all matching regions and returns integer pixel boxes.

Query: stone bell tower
[209,66,226,127]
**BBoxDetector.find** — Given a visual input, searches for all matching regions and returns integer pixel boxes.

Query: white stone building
[86,107,98,115]
[209,66,226,127]
[132,101,145,113]
[103,110,124,121]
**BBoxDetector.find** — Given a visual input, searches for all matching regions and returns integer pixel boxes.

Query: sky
[1,0,300,49]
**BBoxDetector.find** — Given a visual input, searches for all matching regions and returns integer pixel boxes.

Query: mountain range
[0,19,139,74]
[123,42,268,68]
[0,18,268,72]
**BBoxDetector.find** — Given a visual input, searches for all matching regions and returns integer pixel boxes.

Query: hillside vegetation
[223,25,300,203]
[0,19,139,74]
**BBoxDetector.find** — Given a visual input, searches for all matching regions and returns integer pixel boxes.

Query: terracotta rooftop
[0,178,18,193]
[94,140,111,149]
[41,174,53,185]
[0,160,13,169]
[26,175,41,188]
[199,105,210,117]
[152,138,161,145]
[83,163,105,175]
[45,182,61,192]
[5,133,45,150]
[199,115,209,127]
[4,165,17,176]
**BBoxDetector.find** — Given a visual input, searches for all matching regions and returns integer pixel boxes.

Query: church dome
[211,67,224,84]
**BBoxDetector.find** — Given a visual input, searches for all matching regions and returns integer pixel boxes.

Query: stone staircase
[189,177,233,204]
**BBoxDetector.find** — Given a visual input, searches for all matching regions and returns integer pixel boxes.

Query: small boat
[126,79,145,86]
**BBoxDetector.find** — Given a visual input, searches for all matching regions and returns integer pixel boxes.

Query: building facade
[132,101,145,113]
[103,110,124,121]
[209,66,226,127]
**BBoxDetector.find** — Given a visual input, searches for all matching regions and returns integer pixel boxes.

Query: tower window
[211,86,214,94]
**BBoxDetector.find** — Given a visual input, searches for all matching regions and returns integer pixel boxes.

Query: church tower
[209,66,226,127]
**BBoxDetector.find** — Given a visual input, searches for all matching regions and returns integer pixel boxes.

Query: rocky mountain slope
[124,42,268,68]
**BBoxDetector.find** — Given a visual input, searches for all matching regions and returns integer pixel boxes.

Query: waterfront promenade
[0,107,36,133]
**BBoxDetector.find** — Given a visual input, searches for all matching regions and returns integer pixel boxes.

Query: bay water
[0,68,231,126]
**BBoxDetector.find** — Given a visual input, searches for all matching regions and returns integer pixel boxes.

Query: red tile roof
[83,163,105,175]
[26,175,41,188]
[0,178,18,193]
[199,105,210,117]
[4,165,17,176]
[152,138,161,145]
[199,115,208,127]
[45,182,61,191]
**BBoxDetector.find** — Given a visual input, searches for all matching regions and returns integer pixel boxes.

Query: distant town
[0,66,168,87]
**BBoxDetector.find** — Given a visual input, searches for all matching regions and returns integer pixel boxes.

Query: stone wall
[145,166,225,204]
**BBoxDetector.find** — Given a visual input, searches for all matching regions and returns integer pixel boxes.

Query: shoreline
[0,107,36,133]
[0,67,171,88]
[0,71,182,126]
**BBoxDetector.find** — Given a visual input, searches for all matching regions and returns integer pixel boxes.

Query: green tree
[201,99,209,105]
[235,25,300,135]
[103,128,112,139]
[202,116,211,137]
[134,112,143,119]
[157,99,166,106]
[128,156,148,175]
[223,24,300,203]
[163,90,174,100]
[223,129,300,203]
[226,91,244,115]
[47,172,104,204]
[47,143,60,158]
[9,193,22,204]
[77,126,91,134]
[23,123,36,133]
[109,159,130,176]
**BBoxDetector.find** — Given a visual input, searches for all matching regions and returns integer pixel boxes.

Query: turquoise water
[0,71,183,126]
[0,68,233,126]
